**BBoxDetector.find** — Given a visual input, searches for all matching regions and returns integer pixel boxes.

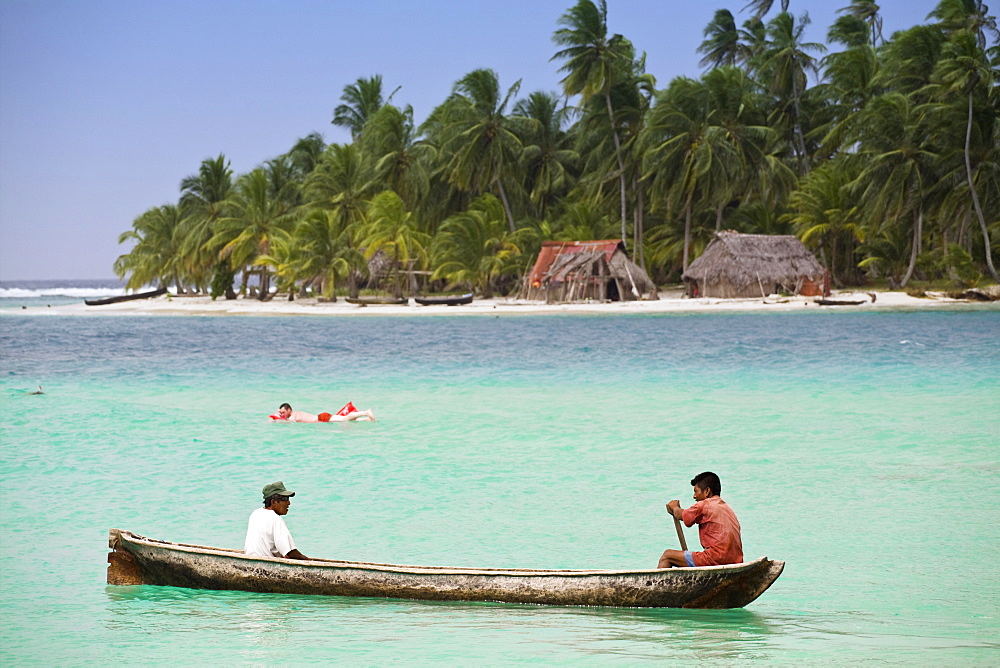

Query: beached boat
[344,296,409,306]
[414,292,474,306]
[814,298,867,306]
[85,287,167,306]
[107,529,783,609]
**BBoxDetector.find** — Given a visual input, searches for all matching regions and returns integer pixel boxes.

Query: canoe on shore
[344,296,409,306]
[814,298,867,306]
[85,287,167,306]
[414,292,474,306]
[107,529,784,609]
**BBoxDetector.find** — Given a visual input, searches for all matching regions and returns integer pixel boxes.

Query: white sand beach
[12,287,999,317]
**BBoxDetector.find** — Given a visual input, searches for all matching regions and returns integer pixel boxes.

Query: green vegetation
[115,0,999,298]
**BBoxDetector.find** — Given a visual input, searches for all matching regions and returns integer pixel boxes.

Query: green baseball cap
[262,481,295,499]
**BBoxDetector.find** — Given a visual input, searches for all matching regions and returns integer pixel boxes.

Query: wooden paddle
[671,510,689,551]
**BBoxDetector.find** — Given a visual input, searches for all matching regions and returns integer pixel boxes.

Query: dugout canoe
[814,298,867,306]
[107,529,783,609]
[414,292,474,306]
[344,296,409,306]
[85,287,167,306]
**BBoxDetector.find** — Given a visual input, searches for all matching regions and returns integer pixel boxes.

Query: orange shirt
[681,496,743,566]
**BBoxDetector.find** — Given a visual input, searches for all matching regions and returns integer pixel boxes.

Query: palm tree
[552,0,635,245]
[642,77,736,270]
[738,17,769,75]
[431,194,529,297]
[929,0,999,45]
[785,159,866,285]
[425,68,525,233]
[332,75,399,141]
[114,204,187,291]
[828,14,870,49]
[700,66,779,230]
[263,154,306,211]
[698,9,741,70]
[359,104,432,211]
[358,190,430,297]
[929,28,999,280]
[850,93,938,287]
[837,0,884,47]
[286,132,327,181]
[815,18,879,158]
[756,11,826,175]
[856,220,917,284]
[292,208,365,300]
[253,234,300,300]
[877,25,945,96]
[178,154,234,293]
[743,0,789,21]
[210,168,297,299]
[512,91,579,219]
[552,200,617,241]
[305,143,377,228]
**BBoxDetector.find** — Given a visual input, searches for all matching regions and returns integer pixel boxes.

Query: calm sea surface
[1,308,998,664]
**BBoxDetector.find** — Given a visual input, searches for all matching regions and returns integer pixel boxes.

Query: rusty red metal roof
[528,240,624,285]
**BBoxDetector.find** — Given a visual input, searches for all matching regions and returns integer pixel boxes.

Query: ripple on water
[1,311,997,663]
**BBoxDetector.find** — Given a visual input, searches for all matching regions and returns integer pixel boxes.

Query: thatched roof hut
[682,231,829,298]
[522,240,659,302]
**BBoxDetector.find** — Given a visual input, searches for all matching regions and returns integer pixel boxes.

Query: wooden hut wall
[522,240,659,302]
[541,251,612,303]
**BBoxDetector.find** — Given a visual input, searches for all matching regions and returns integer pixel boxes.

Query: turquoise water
[1,310,998,663]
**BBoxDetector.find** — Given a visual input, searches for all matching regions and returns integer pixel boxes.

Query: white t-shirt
[244,507,297,558]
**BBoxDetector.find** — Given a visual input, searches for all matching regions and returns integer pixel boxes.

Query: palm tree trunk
[682,193,694,271]
[633,175,646,270]
[392,250,403,299]
[257,269,270,301]
[495,178,517,234]
[791,69,808,175]
[901,207,922,288]
[964,91,999,281]
[831,235,840,289]
[605,93,628,247]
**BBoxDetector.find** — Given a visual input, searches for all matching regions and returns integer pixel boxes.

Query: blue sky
[0,0,938,280]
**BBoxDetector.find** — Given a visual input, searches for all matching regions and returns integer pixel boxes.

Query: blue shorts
[684,550,695,567]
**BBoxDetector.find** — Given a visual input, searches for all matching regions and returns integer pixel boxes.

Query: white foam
[0,287,125,299]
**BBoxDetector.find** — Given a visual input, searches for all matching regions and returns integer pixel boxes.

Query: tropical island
[112,0,999,305]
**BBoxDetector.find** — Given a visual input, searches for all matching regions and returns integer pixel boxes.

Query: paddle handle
[673,515,689,552]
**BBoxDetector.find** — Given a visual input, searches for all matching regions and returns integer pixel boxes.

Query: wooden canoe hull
[107,529,783,609]
[344,297,409,306]
[85,287,167,306]
[815,298,867,306]
[414,292,474,306]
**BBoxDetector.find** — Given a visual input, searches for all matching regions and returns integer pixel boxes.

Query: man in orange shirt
[658,471,743,568]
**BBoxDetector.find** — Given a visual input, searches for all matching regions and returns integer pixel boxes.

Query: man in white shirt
[244,481,310,560]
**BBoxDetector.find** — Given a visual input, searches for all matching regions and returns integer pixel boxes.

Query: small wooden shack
[682,231,829,298]
[523,240,659,302]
